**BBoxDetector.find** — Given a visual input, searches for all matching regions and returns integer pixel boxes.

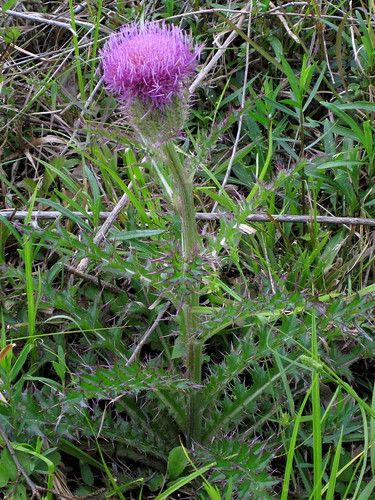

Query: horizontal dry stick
[196,213,375,227]
[1,210,375,226]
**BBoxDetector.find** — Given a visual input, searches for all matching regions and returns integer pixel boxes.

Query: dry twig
[5,9,110,33]
[63,264,124,294]
[1,210,374,226]
[75,191,130,272]
[126,302,170,366]
[189,2,252,94]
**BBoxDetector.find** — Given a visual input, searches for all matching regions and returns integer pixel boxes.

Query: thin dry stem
[75,191,130,272]
[189,2,252,94]
[1,210,374,226]
[63,263,124,293]
[125,302,170,366]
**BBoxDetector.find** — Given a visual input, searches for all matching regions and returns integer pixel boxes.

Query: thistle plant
[101,21,203,442]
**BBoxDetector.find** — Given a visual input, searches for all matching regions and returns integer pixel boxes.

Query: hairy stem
[162,141,202,443]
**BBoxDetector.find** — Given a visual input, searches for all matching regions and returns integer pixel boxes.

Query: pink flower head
[100,22,200,107]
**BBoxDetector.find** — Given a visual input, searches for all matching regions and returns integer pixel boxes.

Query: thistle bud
[100,22,200,144]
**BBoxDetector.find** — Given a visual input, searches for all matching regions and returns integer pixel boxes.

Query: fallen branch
[1,210,374,226]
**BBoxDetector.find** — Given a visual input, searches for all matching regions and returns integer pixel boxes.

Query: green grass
[0,0,374,498]
[311,310,322,500]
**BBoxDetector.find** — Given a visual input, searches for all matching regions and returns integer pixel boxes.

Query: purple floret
[100,22,200,107]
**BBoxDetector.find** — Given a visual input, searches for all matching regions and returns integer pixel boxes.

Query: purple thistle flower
[100,22,200,107]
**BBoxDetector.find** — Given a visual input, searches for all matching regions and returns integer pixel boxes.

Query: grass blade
[311,310,322,500]
[325,427,343,500]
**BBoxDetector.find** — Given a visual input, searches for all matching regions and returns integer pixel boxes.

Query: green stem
[163,142,199,258]
[162,141,202,443]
